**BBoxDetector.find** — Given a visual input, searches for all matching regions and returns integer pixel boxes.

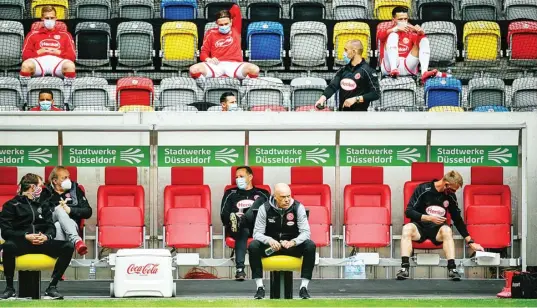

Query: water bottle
[89,261,96,280]
[265,247,275,256]
[446,68,453,78]
[457,262,465,278]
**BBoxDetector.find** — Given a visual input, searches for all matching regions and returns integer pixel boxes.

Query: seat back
[332,0,367,20]
[463,21,501,62]
[27,77,64,109]
[159,77,201,107]
[0,166,18,211]
[202,78,241,105]
[461,0,497,21]
[76,0,111,19]
[247,22,284,66]
[428,106,465,112]
[473,106,509,112]
[0,77,23,109]
[116,21,154,67]
[71,77,109,108]
[0,0,25,19]
[0,21,24,68]
[505,0,537,21]
[161,0,198,19]
[247,0,282,20]
[374,0,410,20]
[511,77,537,111]
[75,22,111,67]
[508,21,537,62]
[424,77,462,108]
[422,21,457,65]
[418,0,455,21]
[32,0,69,19]
[243,78,286,109]
[290,21,327,68]
[333,22,371,64]
[116,77,154,108]
[290,0,325,20]
[464,166,511,249]
[290,77,327,109]
[295,105,332,111]
[161,21,198,66]
[468,77,505,108]
[204,0,237,19]
[119,0,154,19]
[380,77,417,110]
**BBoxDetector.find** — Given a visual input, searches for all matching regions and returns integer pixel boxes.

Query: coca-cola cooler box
[110,249,176,298]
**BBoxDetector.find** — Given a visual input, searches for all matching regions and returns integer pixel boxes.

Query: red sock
[64,72,76,78]
[190,71,202,79]
[19,71,31,77]
[247,73,259,78]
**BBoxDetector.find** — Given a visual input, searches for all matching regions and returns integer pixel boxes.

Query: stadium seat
[96,166,145,249]
[203,22,218,36]
[119,0,154,19]
[290,77,326,110]
[116,77,155,108]
[418,0,456,21]
[374,0,411,20]
[262,256,302,299]
[380,77,418,112]
[76,0,111,19]
[289,21,328,70]
[404,162,448,250]
[160,21,198,69]
[161,0,197,19]
[0,106,21,111]
[247,0,283,20]
[510,77,537,111]
[461,0,497,21]
[71,77,110,110]
[343,166,391,249]
[428,106,464,112]
[0,167,18,211]
[467,77,505,109]
[0,254,56,299]
[250,105,287,111]
[290,0,325,20]
[164,167,212,250]
[332,0,368,20]
[507,21,537,66]
[26,77,65,110]
[119,105,154,112]
[289,167,332,252]
[75,22,112,68]
[246,22,285,69]
[333,22,371,66]
[295,105,332,111]
[504,0,537,21]
[158,77,201,108]
[0,21,23,69]
[424,77,462,108]
[473,106,509,112]
[463,21,501,62]
[0,0,25,20]
[116,21,154,68]
[31,0,68,19]
[464,166,512,249]
[161,105,199,111]
[0,77,23,110]
[202,78,241,106]
[243,77,287,110]
[204,0,236,19]
[73,106,111,112]
[422,21,458,65]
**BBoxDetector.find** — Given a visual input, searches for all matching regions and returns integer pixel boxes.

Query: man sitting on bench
[0,173,75,300]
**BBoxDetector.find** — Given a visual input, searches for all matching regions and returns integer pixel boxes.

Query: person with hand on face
[39,166,91,256]
[0,174,74,300]
[30,89,63,111]
[397,170,485,281]
[221,166,270,281]
[220,92,239,111]
[315,40,380,112]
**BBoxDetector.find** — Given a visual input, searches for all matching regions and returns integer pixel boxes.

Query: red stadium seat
[97,167,145,249]
[508,21,537,62]
[403,162,450,250]
[0,167,18,211]
[464,166,511,249]
[116,77,155,108]
[31,20,68,31]
[250,105,287,112]
[289,166,332,253]
[295,105,332,112]
[344,166,391,248]
[164,167,212,251]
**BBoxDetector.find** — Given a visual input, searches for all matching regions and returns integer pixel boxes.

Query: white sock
[386,32,399,71]
[255,278,263,289]
[419,37,431,74]
[300,278,310,289]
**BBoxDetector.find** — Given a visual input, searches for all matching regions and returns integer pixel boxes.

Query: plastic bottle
[265,247,275,256]
[89,261,96,280]
[457,262,465,278]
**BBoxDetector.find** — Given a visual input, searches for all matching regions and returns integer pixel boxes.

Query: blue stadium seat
[473,106,510,112]
[424,77,462,108]
[246,22,284,68]
[161,0,197,19]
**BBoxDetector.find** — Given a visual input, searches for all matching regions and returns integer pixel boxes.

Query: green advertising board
[63,146,150,167]
[249,146,336,166]
[157,146,245,166]
[0,146,58,166]
[340,146,426,166]
[431,146,518,166]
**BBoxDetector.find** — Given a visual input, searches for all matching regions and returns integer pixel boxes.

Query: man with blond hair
[397,170,484,281]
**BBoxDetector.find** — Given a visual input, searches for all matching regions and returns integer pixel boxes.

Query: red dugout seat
[295,105,332,112]
[0,167,18,211]
[164,167,212,253]
[97,167,145,249]
[289,166,332,254]
[464,166,511,249]
[344,166,391,249]
[403,162,451,250]
[116,77,155,108]
[508,21,537,62]
[250,105,287,112]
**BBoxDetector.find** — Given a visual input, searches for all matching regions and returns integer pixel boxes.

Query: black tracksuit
[40,182,93,231]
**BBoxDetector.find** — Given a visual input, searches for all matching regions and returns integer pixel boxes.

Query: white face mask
[60,178,72,191]
[44,19,56,30]
[397,21,408,28]
[227,103,239,111]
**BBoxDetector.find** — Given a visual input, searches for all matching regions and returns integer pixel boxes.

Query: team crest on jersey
[402,37,410,44]
[215,36,234,48]
[354,73,361,80]
[340,78,357,91]
[254,195,259,200]
[54,35,60,39]
[286,213,294,221]
[443,200,449,208]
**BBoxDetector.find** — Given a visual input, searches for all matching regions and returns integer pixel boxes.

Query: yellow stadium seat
[333,22,371,63]
[262,255,303,271]
[463,21,501,62]
[160,22,198,66]
[119,105,154,112]
[428,106,465,112]
[0,254,57,299]
[374,0,411,20]
[32,0,69,19]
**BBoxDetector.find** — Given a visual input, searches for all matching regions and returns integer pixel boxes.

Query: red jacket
[22,26,76,62]
[200,4,243,62]
[377,22,425,61]
[30,105,63,111]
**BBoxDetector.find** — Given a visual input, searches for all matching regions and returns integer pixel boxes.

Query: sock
[401,256,410,269]
[300,278,310,289]
[447,259,456,270]
[247,73,259,79]
[419,38,431,75]
[255,278,263,289]
[386,33,399,72]
[49,277,59,287]
[6,277,14,289]
[63,72,76,86]
[190,71,202,79]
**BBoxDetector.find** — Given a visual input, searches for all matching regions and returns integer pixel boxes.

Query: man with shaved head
[315,39,380,111]
[249,183,316,300]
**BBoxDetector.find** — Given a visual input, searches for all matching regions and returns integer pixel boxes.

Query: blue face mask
[219,25,231,34]
[343,52,351,64]
[39,100,52,111]
[236,177,247,190]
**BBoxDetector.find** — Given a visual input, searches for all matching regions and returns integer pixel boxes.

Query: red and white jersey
[200,4,243,62]
[377,23,426,60]
[22,25,76,62]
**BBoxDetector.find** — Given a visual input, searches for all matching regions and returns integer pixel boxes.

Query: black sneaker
[254,287,265,299]
[396,268,409,280]
[230,213,238,233]
[449,269,461,281]
[235,268,246,281]
[299,287,311,299]
[0,287,16,300]
[44,286,64,300]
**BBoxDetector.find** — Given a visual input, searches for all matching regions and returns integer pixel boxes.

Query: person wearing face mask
[220,92,240,111]
[314,40,380,111]
[0,174,74,300]
[398,170,485,281]
[189,4,260,80]
[20,6,76,87]
[220,166,270,281]
[29,89,63,111]
[39,166,91,256]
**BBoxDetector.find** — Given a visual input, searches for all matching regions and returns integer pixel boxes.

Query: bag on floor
[511,272,537,298]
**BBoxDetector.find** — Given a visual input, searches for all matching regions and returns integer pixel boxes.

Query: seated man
[249,183,316,300]
[221,166,270,280]
[189,4,259,80]
[398,170,484,281]
[220,92,239,111]
[0,174,74,300]
[40,166,91,255]
[20,6,76,86]
[30,89,63,111]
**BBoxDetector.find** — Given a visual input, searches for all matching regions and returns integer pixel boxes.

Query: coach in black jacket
[315,40,380,111]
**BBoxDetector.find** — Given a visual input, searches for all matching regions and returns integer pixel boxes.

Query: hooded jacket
[0,195,56,241]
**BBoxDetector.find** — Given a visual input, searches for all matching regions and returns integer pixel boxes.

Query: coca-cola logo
[126,263,159,275]
[40,39,60,49]
[340,78,357,91]
[215,36,233,48]
[236,199,254,209]
[425,205,446,217]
